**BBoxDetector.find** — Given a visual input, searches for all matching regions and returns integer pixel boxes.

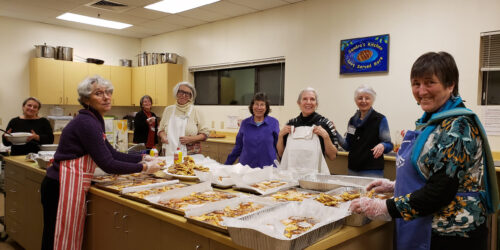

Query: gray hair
[297,87,319,105]
[77,75,114,106]
[354,84,376,101]
[173,81,196,100]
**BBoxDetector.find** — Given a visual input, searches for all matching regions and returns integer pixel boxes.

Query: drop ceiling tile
[226,0,287,10]
[11,0,83,11]
[111,0,158,7]
[200,1,256,17]
[178,7,230,22]
[156,14,206,28]
[124,6,170,20]
[134,20,184,33]
[0,2,62,19]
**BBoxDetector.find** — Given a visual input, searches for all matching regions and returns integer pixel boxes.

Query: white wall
[141,0,500,151]
[0,16,140,127]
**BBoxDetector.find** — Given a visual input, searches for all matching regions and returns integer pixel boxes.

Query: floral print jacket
[386,115,487,237]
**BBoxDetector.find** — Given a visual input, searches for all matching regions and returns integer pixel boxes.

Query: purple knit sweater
[46,108,143,181]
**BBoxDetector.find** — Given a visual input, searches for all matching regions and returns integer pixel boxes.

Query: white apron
[163,106,193,156]
[280,126,329,177]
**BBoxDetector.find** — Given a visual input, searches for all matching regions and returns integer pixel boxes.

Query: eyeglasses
[177,90,192,97]
[92,89,113,98]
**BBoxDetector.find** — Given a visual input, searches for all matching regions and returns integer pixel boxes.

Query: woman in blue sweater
[40,76,161,250]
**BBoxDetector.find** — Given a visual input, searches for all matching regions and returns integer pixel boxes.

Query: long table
[4,155,393,250]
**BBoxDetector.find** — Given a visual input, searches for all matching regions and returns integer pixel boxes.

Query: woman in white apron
[350,52,499,250]
[158,82,210,156]
[277,87,339,174]
[40,76,162,250]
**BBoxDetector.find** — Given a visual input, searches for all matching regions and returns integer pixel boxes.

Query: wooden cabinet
[110,66,132,106]
[30,58,64,104]
[63,61,88,105]
[131,63,183,107]
[4,161,44,250]
[200,141,235,163]
[88,63,110,79]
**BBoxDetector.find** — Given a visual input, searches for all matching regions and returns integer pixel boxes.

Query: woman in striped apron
[350,52,499,250]
[40,75,162,250]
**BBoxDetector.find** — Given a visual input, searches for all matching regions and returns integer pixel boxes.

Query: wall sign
[340,34,389,74]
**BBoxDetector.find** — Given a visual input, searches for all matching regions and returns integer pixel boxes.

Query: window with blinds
[191,57,285,105]
[480,31,500,105]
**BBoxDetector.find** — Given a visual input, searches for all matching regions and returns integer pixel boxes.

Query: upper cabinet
[131,63,183,107]
[30,58,134,106]
[30,58,64,105]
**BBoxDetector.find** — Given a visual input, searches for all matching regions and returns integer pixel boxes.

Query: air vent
[86,0,131,12]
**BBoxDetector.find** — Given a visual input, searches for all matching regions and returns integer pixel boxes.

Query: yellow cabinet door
[145,65,156,105]
[131,67,145,106]
[63,61,88,105]
[155,64,168,106]
[110,66,131,106]
[30,58,64,105]
[166,64,183,106]
[88,64,110,80]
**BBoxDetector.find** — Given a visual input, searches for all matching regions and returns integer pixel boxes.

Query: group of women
[1,51,497,250]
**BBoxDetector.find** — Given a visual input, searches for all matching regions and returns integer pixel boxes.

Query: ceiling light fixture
[57,13,132,29]
[145,0,219,14]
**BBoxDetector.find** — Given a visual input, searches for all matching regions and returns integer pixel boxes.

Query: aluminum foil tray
[325,186,371,226]
[299,174,383,191]
[227,203,345,250]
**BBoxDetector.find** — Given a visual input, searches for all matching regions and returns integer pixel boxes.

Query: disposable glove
[143,160,162,174]
[349,197,392,221]
[142,154,155,162]
[366,179,395,193]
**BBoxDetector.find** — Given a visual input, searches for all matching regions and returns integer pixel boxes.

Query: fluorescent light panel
[57,13,132,29]
[145,0,219,14]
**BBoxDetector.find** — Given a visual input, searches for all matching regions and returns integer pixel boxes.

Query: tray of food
[263,188,320,202]
[234,179,297,195]
[147,182,239,215]
[94,173,171,193]
[299,174,385,191]
[225,199,349,250]
[120,180,190,204]
[185,196,276,234]
[163,155,210,181]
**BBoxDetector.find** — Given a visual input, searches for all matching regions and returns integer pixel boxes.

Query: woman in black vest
[337,85,393,177]
[133,95,158,149]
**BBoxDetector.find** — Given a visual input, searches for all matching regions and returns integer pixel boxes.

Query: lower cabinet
[200,141,235,163]
[4,162,44,250]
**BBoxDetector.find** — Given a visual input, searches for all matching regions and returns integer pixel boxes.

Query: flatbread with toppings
[281,216,318,238]
[158,191,237,211]
[250,180,287,191]
[189,202,265,228]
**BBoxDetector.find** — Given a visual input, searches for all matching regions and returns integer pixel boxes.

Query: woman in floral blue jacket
[350,51,499,250]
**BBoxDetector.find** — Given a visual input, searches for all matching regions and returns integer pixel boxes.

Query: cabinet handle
[195,245,201,250]
[113,211,121,229]
[60,97,63,104]
[86,200,94,216]
[9,209,16,213]
[9,189,16,193]
[122,214,129,233]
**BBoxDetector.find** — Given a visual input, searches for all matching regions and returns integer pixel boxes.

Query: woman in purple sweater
[40,76,161,250]
[225,92,280,168]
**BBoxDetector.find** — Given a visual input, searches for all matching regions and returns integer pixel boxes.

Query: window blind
[189,56,285,72]
[480,31,500,71]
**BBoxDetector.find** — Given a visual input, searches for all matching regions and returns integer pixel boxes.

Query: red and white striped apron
[54,154,97,250]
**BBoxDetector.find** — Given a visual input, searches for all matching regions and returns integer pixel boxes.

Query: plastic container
[150,147,158,157]
[174,147,182,164]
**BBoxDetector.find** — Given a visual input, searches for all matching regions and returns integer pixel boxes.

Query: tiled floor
[0,194,24,250]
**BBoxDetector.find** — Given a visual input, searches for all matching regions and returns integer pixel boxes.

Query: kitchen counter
[4,155,393,250]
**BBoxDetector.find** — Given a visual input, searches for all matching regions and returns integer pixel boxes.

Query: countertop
[4,155,393,250]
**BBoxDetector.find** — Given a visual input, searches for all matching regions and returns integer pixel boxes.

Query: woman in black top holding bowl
[2,97,54,155]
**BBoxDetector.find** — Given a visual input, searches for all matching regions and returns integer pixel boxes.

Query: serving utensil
[0,128,12,136]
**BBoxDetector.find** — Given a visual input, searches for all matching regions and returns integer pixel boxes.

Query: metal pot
[34,43,56,58]
[164,53,179,64]
[120,59,132,67]
[137,52,148,66]
[56,46,73,61]
[151,53,161,65]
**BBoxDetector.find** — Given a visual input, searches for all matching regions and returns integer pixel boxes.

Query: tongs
[0,128,12,136]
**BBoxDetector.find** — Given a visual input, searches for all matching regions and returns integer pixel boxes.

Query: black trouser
[430,222,488,250]
[40,176,60,250]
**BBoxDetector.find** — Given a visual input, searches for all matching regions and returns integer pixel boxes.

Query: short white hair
[354,84,376,101]
[173,81,196,100]
[77,75,114,105]
[297,87,319,105]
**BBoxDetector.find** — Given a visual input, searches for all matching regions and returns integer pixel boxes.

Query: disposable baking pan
[120,181,189,204]
[299,174,383,191]
[227,203,345,250]
[263,187,321,202]
[325,186,371,226]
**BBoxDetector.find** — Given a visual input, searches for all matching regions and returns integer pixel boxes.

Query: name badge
[347,125,356,135]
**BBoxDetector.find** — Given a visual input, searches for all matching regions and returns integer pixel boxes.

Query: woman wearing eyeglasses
[158,81,210,156]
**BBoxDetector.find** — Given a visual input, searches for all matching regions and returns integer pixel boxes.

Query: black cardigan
[133,110,158,146]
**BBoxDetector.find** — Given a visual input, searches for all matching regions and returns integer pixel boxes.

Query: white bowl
[4,132,32,145]
[40,144,58,151]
